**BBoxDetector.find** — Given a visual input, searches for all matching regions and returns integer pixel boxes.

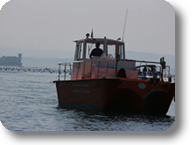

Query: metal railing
[157,65,171,77]
[82,60,109,79]
[58,63,72,81]
[97,60,109,78]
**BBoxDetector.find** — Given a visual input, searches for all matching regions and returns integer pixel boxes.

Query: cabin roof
[73,38,124,44]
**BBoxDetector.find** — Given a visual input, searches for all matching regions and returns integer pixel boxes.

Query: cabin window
[76,41,84,60]
[119,45,124,59]
[86,42,104,59]
[107,44,116,58]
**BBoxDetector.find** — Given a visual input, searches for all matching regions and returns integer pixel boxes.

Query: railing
[157,65,171,77]
[82,60,109,79]
[137,64,172,82]
[97,60,109,78]
[128,57,171,82]
[57,58,171,82]
[58,63,72,81]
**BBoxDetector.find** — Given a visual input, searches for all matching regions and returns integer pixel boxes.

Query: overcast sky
[0,0,175,57]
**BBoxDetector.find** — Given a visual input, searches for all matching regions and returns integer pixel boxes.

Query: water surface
[0,68,175,131]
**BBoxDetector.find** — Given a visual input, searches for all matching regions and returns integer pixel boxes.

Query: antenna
[122,9,128,42]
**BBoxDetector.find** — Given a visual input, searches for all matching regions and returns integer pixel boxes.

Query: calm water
[0,68,175,131]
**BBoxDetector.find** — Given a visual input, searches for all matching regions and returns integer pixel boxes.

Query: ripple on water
[0,71,175,131]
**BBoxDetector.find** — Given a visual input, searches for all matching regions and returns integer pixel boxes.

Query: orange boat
[54,34,175,115]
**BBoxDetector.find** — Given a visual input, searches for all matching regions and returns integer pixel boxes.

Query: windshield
[86,41,104,59]
[74,41,84,61]
[107,43,125,59]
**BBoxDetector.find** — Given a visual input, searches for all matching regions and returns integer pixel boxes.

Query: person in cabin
[143,66,147,72]
[89,42,103,59]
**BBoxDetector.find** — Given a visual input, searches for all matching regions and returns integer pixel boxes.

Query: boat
[54,33,175,115]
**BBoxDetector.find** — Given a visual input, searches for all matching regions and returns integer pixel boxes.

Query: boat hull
[54,78,175,115]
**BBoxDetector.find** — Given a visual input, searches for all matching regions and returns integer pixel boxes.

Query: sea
[0,67,175,131]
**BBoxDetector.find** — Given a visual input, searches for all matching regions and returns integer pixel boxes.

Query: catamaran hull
[54,78,175,115]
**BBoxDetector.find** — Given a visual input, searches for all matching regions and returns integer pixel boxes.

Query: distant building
[0,53,22,67]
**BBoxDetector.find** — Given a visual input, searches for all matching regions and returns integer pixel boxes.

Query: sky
[0,0,175,59]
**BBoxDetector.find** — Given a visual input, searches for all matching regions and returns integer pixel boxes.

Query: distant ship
[0,53,22,67]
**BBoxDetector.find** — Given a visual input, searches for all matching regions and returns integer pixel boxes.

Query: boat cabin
[71,34,138,80]
[57,34,171,82]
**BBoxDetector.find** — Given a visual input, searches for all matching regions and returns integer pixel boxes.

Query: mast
[122,9,128,42]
